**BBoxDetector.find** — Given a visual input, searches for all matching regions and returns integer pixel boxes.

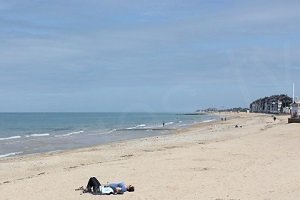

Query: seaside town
[198,93,300,123]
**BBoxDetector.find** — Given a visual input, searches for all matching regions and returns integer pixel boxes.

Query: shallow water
[0,112,217,158]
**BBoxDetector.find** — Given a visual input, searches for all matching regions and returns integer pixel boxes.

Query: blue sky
[0,0,300,112]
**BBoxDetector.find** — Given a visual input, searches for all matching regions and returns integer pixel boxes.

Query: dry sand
[1,112,300,200]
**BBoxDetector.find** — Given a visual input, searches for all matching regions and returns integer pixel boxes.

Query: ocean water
[0,112,217,158]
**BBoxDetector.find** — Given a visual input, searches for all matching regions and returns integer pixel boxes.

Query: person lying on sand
[76,177,134,195]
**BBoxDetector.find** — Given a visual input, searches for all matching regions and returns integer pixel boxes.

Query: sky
[0,0,300,112]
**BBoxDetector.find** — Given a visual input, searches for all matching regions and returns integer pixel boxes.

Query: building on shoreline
[250,94,292,114]
[288,99,300,123]
[288,84,300,123]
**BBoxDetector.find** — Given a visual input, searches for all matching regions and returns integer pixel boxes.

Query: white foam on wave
[0,151,23,158]
[137,124,146,127]
[201,119,216,123]
[107,129,117,134]
[165,121,174,126]
[0,136,21,141]
[126,124,146,130]
[55,131,84,137]
[87,129,117,136]
[25,133,50,138]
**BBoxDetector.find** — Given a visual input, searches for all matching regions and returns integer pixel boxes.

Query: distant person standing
[273,116,276,122]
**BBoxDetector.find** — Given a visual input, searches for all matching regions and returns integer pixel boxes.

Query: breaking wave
[54,131,84,137]
[0,151,23,158]
[0,136,21,141]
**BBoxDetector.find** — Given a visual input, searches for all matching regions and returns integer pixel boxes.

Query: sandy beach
[1,112,300,200]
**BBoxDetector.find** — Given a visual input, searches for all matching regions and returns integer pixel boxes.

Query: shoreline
[0,112,256,177]
[2,112,299,200]
[0,115,219,160]
[0,112,218,159]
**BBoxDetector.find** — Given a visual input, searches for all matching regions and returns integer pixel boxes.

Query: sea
[0,112,217,158]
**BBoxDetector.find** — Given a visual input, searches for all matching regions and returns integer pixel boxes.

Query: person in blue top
[107,182,135,194]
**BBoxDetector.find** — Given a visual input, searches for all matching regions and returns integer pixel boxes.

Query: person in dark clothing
[85,177,101,193]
